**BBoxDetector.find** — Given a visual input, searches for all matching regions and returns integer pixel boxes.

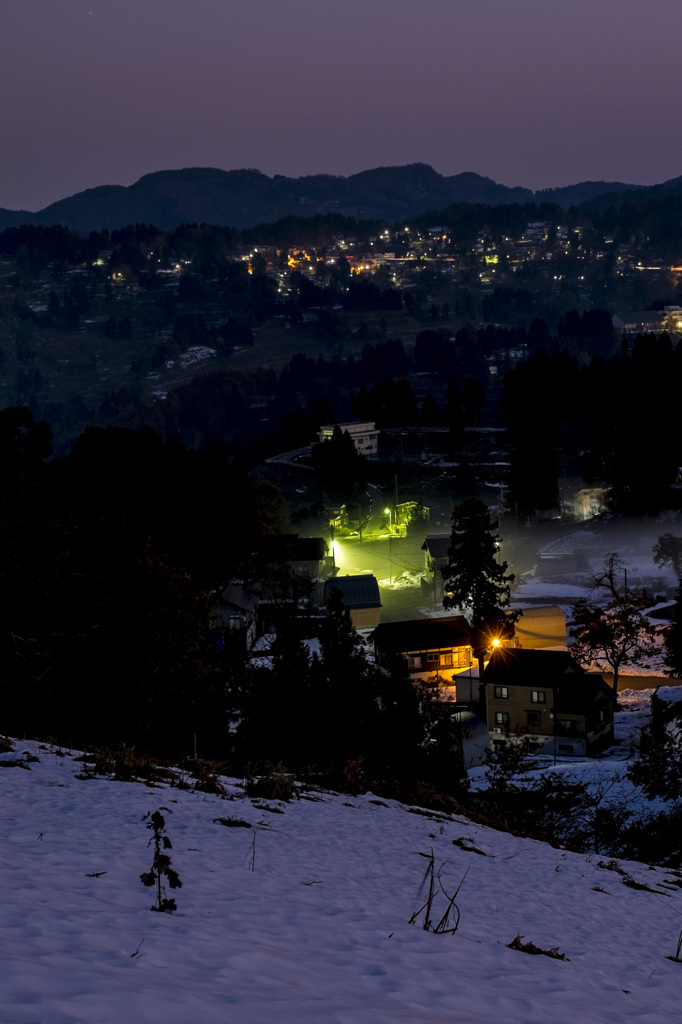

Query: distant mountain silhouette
[570,175,682,213]
[0,164,665,232]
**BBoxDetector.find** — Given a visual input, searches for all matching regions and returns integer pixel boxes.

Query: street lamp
[384,508,393,583]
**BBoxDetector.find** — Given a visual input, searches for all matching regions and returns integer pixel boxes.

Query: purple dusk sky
[2,0,681,211]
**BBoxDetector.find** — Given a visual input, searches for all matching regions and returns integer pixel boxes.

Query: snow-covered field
[2,710,681,1024]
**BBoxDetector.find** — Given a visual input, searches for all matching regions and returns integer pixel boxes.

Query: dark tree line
[0,409,292,756]
[0,406,468,799]
[500,334,682,515]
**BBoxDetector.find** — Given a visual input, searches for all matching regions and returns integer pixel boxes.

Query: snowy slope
[1,736,681,1024]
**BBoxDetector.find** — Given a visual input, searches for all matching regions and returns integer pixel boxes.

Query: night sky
[2,0,681,211]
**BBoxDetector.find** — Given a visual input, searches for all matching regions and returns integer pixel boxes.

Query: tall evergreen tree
[507,427,559,519]
[236,626,312,765]
[311,425,367,497]
[316,589,378,760]
[443,378,464,438]
[420,393,442,427]
[442,499,516,669]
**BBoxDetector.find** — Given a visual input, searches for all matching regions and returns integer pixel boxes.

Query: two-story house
[482,648,615,757]
[371,616,474,699]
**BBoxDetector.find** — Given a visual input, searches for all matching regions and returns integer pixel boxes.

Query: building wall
[486,682,614,756]
[422,557,448,603]
[402,644,473,681]
[455,672,481,704]
[487,683,557,743]
[291,559,324,577]
[318,422,379,456]
[350,606,381,629]
[515,606,566,649]
[501,731,588,757]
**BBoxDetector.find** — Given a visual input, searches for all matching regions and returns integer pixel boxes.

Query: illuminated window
[494,686,509,699]
[495,712,509,725]
[530,690,546,704]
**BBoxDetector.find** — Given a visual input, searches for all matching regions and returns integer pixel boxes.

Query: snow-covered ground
[2,713,682,1024]
[378,569,424,590]
[3,521,681,1021]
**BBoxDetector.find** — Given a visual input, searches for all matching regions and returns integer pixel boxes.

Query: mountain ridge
[0,163,668,233]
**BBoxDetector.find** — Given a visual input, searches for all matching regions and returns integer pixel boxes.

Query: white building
[317,421,379,457]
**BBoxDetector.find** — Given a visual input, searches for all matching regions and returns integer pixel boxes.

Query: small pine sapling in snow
[140,808,182,914]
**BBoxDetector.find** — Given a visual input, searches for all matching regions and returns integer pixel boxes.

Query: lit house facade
[371,617,474,699]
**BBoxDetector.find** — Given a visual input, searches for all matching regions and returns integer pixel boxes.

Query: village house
[317,421,379,457]
[213,583,259,651]
[222,535,329,640]
[253,534,329,577]
[482,648,615,757]
[612,306,682,338]
[371,616,474,700]
[324,575,382,629]
[420,534,451,605]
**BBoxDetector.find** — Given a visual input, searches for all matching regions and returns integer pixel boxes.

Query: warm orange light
[492,638,501,648]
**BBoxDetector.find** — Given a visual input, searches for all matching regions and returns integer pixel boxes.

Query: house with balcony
[371,616,473,700]
[482,648,615,757]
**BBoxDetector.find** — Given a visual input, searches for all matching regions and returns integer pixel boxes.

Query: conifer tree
[316,589,378,759]
[442,499,516,669]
